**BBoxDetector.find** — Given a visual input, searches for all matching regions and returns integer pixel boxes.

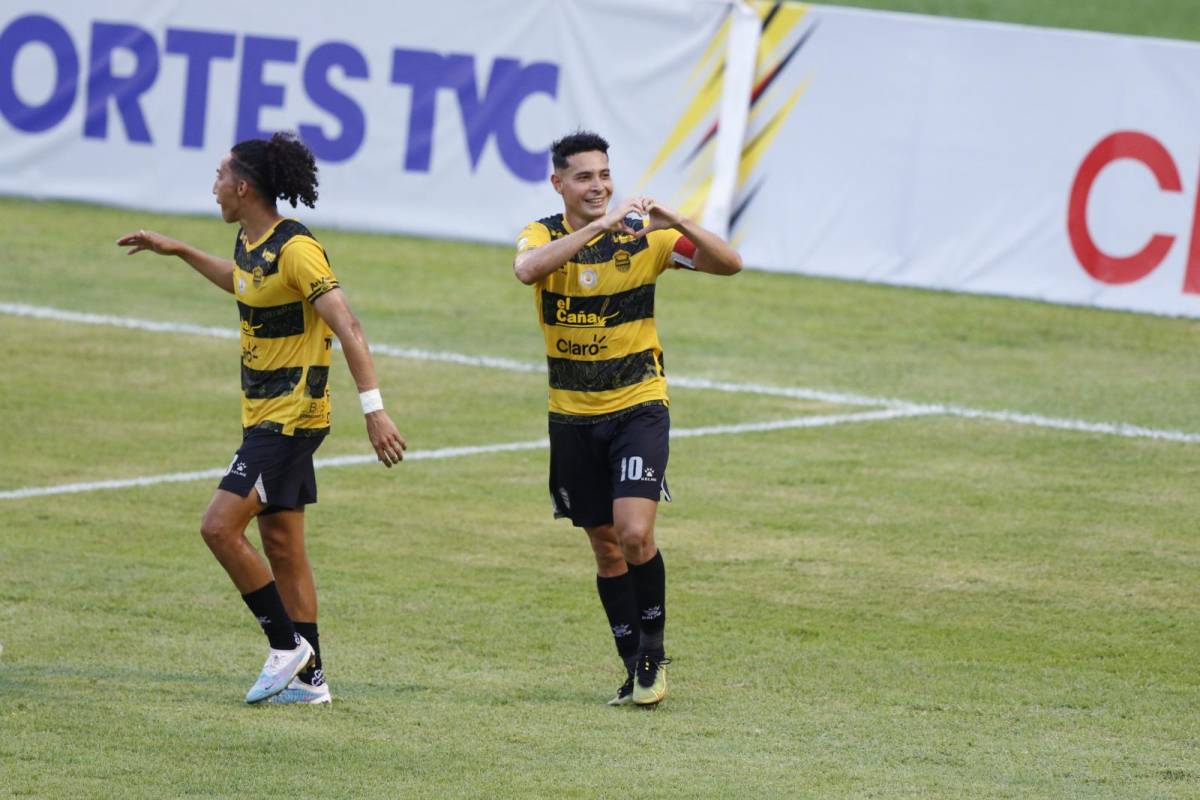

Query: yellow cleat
[632,653,670,706]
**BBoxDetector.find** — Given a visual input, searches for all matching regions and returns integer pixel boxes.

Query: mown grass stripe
[4,301,1199,444]
[0,409,927,500]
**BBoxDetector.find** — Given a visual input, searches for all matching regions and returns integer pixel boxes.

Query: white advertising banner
[0,0,739,242]
[4,2,1200,317]
[708,4,1200,317]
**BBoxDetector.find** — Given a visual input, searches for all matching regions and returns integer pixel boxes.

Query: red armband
[671,236,697,269]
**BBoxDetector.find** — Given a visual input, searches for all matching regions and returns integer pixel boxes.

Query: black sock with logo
[628,550,666,656]
[596,572,640,670]
[294,621,324,686]
[240,582,299,651]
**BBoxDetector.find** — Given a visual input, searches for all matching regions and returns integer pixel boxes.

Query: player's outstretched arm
[634,200,743,276]
[513,197,648,285]
[311,288,408,468]
[116,230,237,293]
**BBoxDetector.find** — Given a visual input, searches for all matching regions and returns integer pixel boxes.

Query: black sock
[294,621,324,686]
[596,572,640,670]
[628,550,666,656]
[240,582,299,651]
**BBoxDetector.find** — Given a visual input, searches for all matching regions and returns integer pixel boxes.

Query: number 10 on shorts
[620,456,644,481]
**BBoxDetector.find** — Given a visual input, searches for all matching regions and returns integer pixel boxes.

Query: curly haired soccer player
[514,131,742,706]
[117,131,406,705]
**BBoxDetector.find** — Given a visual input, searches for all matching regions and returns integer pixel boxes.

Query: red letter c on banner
[1067,131,1181,285]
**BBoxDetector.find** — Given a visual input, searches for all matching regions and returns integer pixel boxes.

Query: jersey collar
[241,217,292,252]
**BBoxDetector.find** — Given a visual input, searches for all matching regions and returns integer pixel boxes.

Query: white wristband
[359,388,384,414]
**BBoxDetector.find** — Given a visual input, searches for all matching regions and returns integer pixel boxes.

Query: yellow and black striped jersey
[517,213,697,418]
[233,218,339,436]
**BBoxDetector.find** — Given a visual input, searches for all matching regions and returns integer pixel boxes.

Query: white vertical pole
[700,0,760,238]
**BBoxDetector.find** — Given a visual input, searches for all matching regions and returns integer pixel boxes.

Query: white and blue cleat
[268,677,332,705]
[244,636,314,704]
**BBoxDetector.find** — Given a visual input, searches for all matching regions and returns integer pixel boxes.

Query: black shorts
[217,429,325,515]
[548,401,672,528]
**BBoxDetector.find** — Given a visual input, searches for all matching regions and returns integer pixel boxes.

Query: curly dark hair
[550,130,609,170]
[230,131,319,209]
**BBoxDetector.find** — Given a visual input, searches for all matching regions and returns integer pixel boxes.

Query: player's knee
[593,545,625,573]
[261,541,286,566]
[261,538,300,571]
[616,521,653,553]
[586,527,624,571]
[199,514,237,549]
[259,528,286,559]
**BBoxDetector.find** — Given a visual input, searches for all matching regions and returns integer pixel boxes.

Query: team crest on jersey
[579,268,598,289]
[252,266,265,288]
[614,250,631,272]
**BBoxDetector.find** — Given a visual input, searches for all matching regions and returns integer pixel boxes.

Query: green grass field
[3,188,1199,799]
[4,3,1200,798]
[815,0,1200,41]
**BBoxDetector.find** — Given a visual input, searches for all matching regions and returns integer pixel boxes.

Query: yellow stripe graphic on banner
[738,80,808,188]
[641,5,770,189]
[679,174,715,220]
[745,45,810,130]
[688,15,730,88]
[675,77,808,217]
[637,66,725,189]
[641,1,814,219]
[757,3,808,72]
[672,145,717,215]
[672,4,808,191]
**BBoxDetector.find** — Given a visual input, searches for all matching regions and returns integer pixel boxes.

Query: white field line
[0,409,927,501]
[668,407,933,438]
[902,404,1200,443]
[0,302,240,340]
[4,301,1200,444]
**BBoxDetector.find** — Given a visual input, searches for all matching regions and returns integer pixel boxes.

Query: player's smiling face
[212,155,243,224]
[553,150,613,226]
